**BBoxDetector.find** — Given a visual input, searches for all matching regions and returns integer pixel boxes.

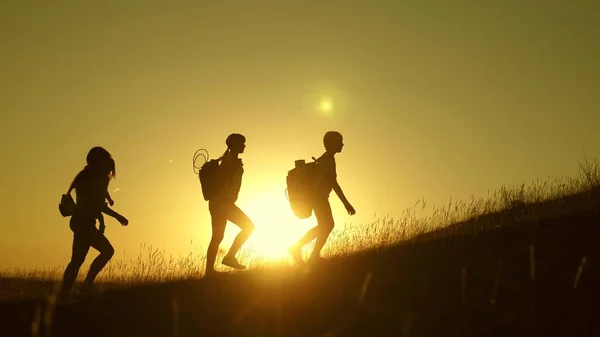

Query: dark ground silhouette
[1,192,598,337]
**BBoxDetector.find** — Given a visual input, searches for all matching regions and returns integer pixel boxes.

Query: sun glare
[318,97,334,114]
[221,189,315,261]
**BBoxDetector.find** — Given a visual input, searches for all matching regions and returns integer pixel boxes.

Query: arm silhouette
[332,181,355,215]
[101,204,129,226]
[321,158,355,216]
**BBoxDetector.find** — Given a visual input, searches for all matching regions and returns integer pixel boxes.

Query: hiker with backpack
[58,147,129,299]
[288,131,356,264]
[200,133,255,275]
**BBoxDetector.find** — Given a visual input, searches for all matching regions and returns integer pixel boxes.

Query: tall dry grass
[1,158,598,293]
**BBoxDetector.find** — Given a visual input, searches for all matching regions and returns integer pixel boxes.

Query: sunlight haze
[0,1,598,271]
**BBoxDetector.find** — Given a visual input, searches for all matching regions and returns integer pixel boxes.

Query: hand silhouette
[345,202,356,216]
[118,215,129,226]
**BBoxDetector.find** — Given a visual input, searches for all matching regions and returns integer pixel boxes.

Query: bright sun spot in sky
[318,96,334,115]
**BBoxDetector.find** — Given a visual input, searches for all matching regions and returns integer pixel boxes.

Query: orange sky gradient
[0,1,598,270]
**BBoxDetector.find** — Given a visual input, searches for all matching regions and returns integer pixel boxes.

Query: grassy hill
[1,162,599,337]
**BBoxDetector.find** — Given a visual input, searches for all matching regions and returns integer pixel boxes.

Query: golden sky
[1,1,598,270]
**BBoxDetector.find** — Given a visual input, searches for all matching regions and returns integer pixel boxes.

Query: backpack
[286,156,324,219]
[194,149,222,201]
[59,192,76,217]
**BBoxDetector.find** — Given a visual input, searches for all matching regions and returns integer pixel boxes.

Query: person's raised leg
[83,228,115,288]
[222,204,254,269]
[289,226,319,264]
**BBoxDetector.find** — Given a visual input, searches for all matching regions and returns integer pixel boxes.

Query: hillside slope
[1,204,598,337]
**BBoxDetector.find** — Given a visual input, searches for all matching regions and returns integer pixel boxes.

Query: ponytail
[218,148,230,161]
[67,168,86,194]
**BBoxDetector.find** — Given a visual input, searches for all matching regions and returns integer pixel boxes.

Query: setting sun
[318,97,334,114]
[221,188,314,261]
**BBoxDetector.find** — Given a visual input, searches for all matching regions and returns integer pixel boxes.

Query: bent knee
[235,217,254,234]
[103,245,115,259]
[319,221,335,233]
[244,221,255,234]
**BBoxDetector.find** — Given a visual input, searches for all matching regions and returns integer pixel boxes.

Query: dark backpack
[286,156,323,219]
[200,159,223,201]
[59,192,76,217]
[194,149,223,201]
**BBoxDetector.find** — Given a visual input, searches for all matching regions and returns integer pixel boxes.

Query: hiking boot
[222,255,247,270]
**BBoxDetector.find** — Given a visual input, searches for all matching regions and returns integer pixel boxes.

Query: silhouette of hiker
[289,131,356,264]
[58,147,128,299]
[205,133,255,275]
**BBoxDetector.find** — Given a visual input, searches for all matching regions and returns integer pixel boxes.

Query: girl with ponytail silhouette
[205,133,255,274]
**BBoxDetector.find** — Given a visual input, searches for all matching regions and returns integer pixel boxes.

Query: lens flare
[319,97,334,115]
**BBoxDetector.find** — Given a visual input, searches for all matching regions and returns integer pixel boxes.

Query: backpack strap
[66,182,74,195]
[313,152,328,163]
